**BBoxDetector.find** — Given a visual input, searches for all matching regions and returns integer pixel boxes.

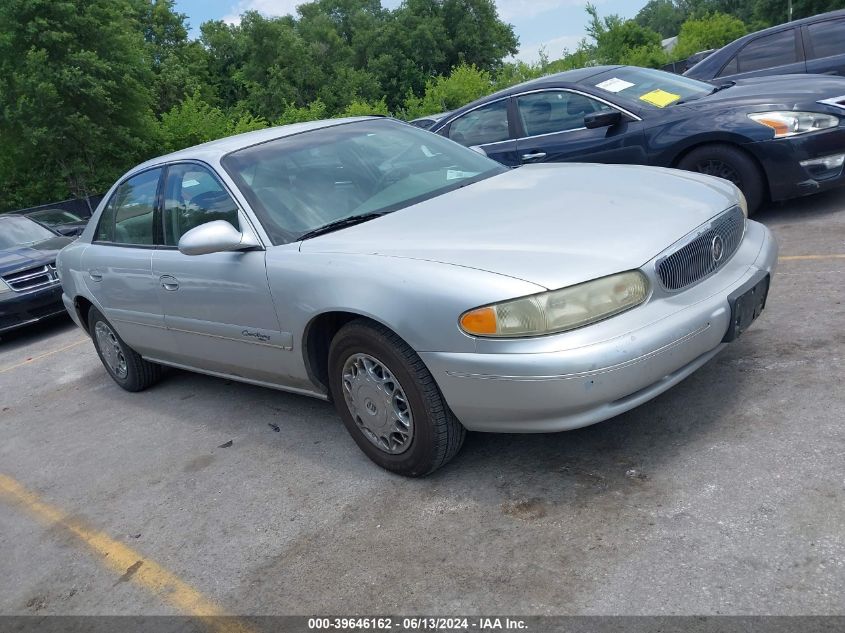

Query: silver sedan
[57,117,778,476]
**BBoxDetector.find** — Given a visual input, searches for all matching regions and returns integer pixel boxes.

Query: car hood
[299,163,739,289]
[691,74,845,110]
[0,236,72,276]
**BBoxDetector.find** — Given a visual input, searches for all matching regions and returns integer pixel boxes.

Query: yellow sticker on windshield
[639,89,681,108]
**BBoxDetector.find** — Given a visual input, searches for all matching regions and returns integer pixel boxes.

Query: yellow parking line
[0,338,89,374]
[0,474,253,633]
[779,254,845,261]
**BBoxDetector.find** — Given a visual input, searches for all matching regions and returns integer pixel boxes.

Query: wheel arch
[669,140,771,201]
[73,295,95,335]
[302,310,404,395]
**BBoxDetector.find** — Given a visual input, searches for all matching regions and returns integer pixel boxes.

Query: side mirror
[178,220,260,256]
[584,110,623,129]
[469,145,487,156]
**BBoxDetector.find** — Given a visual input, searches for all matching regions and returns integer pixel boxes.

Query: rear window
[733,29,799,74]
[807,19,845,60]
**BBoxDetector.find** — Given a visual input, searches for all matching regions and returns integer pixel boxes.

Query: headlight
[748,111,839,138]
[0,278,12,295]
[459,271,650,338]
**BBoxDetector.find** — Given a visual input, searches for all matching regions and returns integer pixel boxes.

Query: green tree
[635,0,688,37]
[673,12,747,58]
[275,99,329,125]
[403,63,493,119]
[132,0,213,115]
[0,0,157,211]
[339,98,391,117]
[586,4,667,67]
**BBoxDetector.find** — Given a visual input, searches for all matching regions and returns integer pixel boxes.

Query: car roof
[129,116,380,176]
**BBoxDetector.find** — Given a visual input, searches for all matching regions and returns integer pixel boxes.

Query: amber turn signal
[460,307,497,335]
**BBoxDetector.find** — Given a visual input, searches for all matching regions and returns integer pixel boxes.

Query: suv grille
[656,207,745,291]
[2,262,60,293]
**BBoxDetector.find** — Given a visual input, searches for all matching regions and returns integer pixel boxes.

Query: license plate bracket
[723,271,770,342]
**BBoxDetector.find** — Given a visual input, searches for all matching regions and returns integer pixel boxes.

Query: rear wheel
[677,144,765,215]
[88,308,162,392]
[328,320,465,477]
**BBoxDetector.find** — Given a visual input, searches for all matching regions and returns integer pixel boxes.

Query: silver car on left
[57,117,777,476]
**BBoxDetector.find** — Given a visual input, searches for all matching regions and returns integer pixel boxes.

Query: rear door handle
[160,275,179,291]
[522,152,547,161]
[88,269,103,282]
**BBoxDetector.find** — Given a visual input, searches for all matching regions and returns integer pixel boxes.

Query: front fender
[265,250,546,355]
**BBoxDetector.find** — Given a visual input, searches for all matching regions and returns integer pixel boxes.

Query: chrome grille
[656,207,745,291]
[2,262,60,293]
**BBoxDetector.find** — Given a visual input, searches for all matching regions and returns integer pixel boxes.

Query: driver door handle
[88,269,103,282]
[522,152,547,161]
[160,275,179,291]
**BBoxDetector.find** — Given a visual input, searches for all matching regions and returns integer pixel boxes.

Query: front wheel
[328,320,465,477]
[88,308,162,392]
[677,144,765,215]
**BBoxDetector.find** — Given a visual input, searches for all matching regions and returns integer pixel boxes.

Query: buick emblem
[711,235,724,263]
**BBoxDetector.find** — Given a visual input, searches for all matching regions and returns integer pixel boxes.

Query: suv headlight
[0,278,12,295]
[460,271,650,338]
[748,111,839,138]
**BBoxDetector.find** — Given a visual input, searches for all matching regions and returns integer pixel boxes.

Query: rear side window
[96,169,161,245]
[448,100,510,147]
[734,29,799,74]
[807,19,845,59]
[161,164,240,246]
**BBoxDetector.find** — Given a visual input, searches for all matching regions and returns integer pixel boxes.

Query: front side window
[736,29,799,73]
[162,164,240,246]
[97,169,161,245]
[447,100,511,146]
[222,118,506,244]
[516,91,613,136]
[807,19,845,59]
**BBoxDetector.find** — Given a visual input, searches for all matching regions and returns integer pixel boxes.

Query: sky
[173,0,646,63]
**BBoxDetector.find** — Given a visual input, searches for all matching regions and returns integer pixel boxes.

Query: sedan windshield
[222,118,507,244]
[0,216,57,248]
[588,67,713,108]
[28,209,83,224]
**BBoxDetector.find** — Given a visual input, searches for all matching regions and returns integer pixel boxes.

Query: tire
[88,308,162,392]
[677,143,765,215]
[328,320,465,477]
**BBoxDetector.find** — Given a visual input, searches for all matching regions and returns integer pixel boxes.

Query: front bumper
[0,283,66,334]
[750,125,845,201]
[421,220,778,433]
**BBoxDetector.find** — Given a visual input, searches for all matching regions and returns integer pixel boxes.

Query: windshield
[221,118,507,244]
[588,67,713,108]
[0,216,57,248]
[29,209,83,224]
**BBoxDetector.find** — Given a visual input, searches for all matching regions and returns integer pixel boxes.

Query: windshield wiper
[710,81,736,95]
[298,212,386,241]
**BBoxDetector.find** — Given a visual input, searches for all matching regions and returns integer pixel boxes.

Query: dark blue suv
[685,10,845,82]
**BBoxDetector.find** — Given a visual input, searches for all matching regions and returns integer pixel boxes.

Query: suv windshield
[588,67,713,108]
[0,216,57,248]
[221,118,507,244]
